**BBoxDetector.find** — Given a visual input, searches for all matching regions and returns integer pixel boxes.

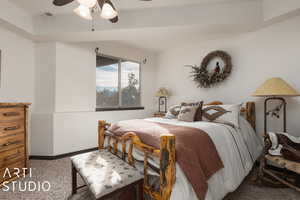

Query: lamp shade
[253,77,300,97]
[156,88,170,97]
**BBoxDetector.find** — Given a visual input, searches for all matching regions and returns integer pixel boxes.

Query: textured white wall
[0,27,35,103]
[55,43,96,112]
[34,43,56,113]
[30,43,57,156]
[52,42,157,155]
[0,26,35,154]
[31,41,158,155]
[156,15,300,136]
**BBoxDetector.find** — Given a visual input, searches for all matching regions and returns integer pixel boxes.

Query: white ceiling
[38,24,255,52]
[5,0,262,52]
[9,0,236,15]
[6,0,300,53]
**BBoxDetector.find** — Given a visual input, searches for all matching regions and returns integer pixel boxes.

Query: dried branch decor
[187,50,232,88]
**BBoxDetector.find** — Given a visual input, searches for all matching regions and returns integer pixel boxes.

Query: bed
[98,102,263,200]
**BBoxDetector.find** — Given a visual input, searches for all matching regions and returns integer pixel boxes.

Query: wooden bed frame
[98,102,256,200]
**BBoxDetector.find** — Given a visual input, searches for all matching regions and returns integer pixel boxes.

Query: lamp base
[158,97,167,113]
[264,97,286,137]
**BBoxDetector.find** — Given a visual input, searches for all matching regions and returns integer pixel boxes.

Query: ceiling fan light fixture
[74,5,93,20]
[100,2,118,19]
[77,0,97,8]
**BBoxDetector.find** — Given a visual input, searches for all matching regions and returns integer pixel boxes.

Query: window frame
[96,54,144,112]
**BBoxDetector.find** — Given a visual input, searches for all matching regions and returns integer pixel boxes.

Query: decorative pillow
[165,105,181,119]
[202,104,241,128]
[178,102,203,122]
[181,101,203,121]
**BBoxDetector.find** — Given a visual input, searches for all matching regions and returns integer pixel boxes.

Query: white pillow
[165,105,181,119]
[202,104,241,128]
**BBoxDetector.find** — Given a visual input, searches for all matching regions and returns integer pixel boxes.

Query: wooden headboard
[241,102,256,131]
[206,101,256,131]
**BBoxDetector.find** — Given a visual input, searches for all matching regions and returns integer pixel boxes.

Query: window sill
[96,107,145,112]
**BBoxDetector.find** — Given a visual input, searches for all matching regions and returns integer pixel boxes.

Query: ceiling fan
[53,0,119,23]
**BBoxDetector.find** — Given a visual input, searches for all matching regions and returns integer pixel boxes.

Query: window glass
[121,61,140,107]
[96,56,119,108]
[96,56,141,110]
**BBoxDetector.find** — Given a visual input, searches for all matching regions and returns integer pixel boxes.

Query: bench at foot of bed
[71,150,144,200]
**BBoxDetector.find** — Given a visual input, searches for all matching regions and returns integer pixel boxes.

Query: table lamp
[253,77,300,136]
[155,88,170,113]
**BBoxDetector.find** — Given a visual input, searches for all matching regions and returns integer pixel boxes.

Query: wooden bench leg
[72,164,77,195]
[137,179,144,200]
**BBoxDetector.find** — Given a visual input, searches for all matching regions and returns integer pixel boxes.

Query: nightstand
[258,136,300,192]
[153,112,166,118]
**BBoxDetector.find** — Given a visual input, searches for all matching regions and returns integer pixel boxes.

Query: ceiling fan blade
[53,0,74,6]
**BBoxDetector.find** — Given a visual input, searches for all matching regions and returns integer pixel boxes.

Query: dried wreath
[188,50,232,88]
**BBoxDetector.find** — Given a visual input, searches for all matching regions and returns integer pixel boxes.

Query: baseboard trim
[29,147,98,160]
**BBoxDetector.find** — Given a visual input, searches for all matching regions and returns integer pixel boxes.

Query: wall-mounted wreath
[187,50,232,88]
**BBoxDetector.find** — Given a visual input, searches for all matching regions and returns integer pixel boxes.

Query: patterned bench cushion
[71,150,144,199]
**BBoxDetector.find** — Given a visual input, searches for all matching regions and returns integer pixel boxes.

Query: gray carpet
[0,158,298,200]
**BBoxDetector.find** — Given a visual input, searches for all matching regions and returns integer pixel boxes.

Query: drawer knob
[4,126,19,131]
[0,140,21,148]
[3,112,20,117]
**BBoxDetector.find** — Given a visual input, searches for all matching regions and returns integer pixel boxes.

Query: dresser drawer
[0,107,24,122]
[0,161,25,184]
[0,134,24,153]
[0,121,24,138]
[0,147,25,168]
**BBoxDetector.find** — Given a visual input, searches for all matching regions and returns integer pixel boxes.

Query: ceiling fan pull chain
[91,9,95,31]
[91,20,95,31]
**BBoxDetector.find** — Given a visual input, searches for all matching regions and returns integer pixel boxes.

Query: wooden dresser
[0,103,31,186]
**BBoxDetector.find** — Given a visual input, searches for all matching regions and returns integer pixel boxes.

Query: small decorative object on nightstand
[253,77,300,190]
[259,134,300,191]
[155,87,170,113]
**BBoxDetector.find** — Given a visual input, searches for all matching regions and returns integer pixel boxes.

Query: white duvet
[106,116,263,200]
[145,117,263,200]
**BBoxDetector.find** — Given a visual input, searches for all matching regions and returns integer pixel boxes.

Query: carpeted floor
[0,158,298,200]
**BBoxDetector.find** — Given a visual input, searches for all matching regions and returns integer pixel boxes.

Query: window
[96,55,143,111]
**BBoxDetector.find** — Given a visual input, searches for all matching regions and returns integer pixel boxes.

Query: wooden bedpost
[160,134,176,200]
[246,102,256,131]
[98,120,106,149]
